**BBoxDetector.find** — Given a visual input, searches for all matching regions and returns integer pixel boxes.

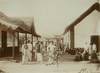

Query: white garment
[37,53,43,62]
[98,52,100,60]
[47,43,56,64]
[33,42,36,47]
[84,44,89,51]
[92,44,96,51]
[27,43,32,51]
[47,44,55,54]
[27,43,32,61]
[21,44,28,64]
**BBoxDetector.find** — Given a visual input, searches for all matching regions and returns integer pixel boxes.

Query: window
[7,32,18,47]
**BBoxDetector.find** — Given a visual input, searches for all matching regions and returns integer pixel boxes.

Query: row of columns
[1,31,31,58]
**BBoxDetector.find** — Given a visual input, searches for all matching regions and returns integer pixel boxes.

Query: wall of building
[63,31,70,48]
[75,10,100,48]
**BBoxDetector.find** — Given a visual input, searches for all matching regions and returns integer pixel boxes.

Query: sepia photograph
[0,0,100,73]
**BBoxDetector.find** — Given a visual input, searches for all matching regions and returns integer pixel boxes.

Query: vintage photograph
[0,0,100,73]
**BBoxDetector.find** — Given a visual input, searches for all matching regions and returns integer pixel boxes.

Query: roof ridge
[64,2,100,34]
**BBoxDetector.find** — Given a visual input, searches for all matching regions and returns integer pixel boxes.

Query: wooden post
[32,34,33,49]
[70,27,75,49]
[25,33,27,44]
[17,32,20,59]
[17,32,19,48]
[2,31,7,48]
[32,34,35,61]
[1,31,7,57]
[12,32,15,59]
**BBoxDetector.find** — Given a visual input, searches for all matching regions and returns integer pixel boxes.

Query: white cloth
[37,53,43,62]
[92,44,96,51]
[27,43,32,61]
[33,42,36,47]
[47,44,55,54]
[84,44,89,51]
[47,43,56,64]
[21,44,29,64]
[27,43,32,51]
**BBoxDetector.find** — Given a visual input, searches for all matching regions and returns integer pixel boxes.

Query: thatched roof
[0,12,41,37]
[0,18,18,31]
[64,2,100,34]
[8,18,31,33]
[11,17,41,37]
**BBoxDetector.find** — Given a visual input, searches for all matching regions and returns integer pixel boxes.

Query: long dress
[27,43,32,62]
[21,44,29,64]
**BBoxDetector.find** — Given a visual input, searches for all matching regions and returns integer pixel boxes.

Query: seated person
[90,50,99,63]
[74,51,82,61]
[83,51,89,61]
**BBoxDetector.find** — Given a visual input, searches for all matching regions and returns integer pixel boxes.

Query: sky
[0,0,97,37]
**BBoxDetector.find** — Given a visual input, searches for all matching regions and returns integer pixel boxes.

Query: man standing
[36,41,43,63]
[27,40,32,62]
[21,41,28,64]
[47,41,56,65]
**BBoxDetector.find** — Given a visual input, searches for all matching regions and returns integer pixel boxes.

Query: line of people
[20,40,64,65]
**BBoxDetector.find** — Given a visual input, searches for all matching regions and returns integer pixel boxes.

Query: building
[63,2,100,52]
[0,12,40,58]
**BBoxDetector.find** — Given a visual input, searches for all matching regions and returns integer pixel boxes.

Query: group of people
[74,43,99,62]
[21,40,32,64]
[20,39,64,65]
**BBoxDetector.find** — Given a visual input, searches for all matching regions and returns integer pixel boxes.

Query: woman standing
[21,42,29,64]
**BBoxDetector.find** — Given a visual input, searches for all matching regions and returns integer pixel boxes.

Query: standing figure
[35,41,43,63]
[47,41,56,65]
[82,42,89,61]
[21,42,29,64]
[90,43,98,63]
[27,40,32,62]
[92,43,96,52]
